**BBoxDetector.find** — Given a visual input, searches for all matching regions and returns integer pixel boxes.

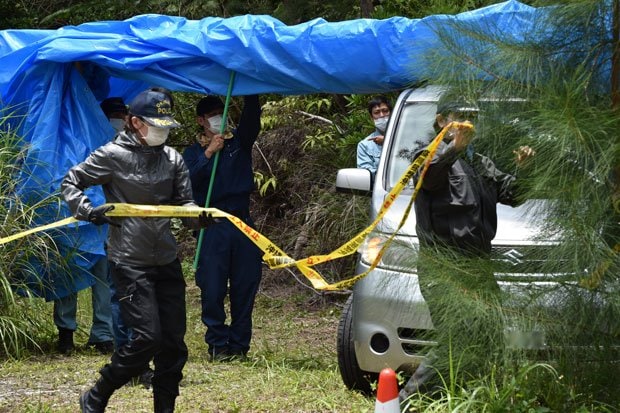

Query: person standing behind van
[399,95,535,402]
[356,95,392,179]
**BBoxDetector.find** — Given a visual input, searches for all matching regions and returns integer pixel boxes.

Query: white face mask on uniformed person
[374,116,388,134]
[143,125,170,146]
[207,114,223,134]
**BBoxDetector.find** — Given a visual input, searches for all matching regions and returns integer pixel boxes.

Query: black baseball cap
[129,90,180,128]
[196,96,224,117]
[100,97,127,118]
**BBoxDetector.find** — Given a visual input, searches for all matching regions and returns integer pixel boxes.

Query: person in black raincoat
[400,95,535,402]
[62,88,209,413]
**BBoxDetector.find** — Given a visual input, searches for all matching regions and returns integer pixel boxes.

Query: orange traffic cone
[374,368,400,413]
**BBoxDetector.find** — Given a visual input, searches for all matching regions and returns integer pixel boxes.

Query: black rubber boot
[398,360,437,404]
[154,392,176,413]
[57,328,75,354]
[79,377,115,413]
[138,367,154,389]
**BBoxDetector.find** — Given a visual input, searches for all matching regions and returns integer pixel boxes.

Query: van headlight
[359,235,388,264]
[358,234,419,270]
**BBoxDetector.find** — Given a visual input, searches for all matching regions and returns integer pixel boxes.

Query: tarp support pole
[192,71,236,270]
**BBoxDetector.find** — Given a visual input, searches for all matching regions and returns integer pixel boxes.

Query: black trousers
[417,247,504,382]
[102,259,188,399]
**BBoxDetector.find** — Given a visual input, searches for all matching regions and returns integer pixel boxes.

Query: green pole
[193,71,237,270]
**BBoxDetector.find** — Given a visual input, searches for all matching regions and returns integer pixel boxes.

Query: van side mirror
[336,168,372,196]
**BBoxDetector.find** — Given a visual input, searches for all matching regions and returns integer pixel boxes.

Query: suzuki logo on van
[502,249,524,265]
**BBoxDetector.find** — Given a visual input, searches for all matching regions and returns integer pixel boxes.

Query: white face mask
[374,116,389,134]
[207,114,223,134]
[143,125,170,146]
[109,118,125,133]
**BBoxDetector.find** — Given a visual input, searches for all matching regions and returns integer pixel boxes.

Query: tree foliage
[415,0,620,406]
[0,0,504,29]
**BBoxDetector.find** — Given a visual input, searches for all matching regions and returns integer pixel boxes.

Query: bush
[0,114,63,358]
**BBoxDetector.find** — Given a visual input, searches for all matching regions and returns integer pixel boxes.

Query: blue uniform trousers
[196,214,262,354]
[53,257,114,343]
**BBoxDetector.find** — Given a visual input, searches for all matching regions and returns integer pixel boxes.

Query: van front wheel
[337,295,378,395]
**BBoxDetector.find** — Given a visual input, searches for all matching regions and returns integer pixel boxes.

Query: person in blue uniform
[183,95,262,361]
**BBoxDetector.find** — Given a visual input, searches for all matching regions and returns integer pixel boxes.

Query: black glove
[89,205,119,227]
[198,211,215,228]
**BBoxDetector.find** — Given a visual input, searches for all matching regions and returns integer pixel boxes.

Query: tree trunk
[360,0,373,18]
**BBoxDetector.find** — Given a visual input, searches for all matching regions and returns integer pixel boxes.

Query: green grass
[0,278,374,412]
[4,268,617,412]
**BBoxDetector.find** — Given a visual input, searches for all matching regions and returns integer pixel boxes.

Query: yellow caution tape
[0,217,79,245]
[106,205,333,290]
[0,122,467,290]
[268,123,453,270]
[579,243,620,289]
[298,122,454,290]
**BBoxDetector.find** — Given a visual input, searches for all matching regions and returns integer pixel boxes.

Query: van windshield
[386,101,437,190]
[385,98,527,191]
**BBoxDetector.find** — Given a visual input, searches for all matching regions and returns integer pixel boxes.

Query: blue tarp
[0,1,541,97]
[0,0,605,298]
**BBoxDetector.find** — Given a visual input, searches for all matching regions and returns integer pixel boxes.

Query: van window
[386,102,437,190]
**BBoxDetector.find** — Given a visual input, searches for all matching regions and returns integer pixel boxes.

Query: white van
[335,85,553,393]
